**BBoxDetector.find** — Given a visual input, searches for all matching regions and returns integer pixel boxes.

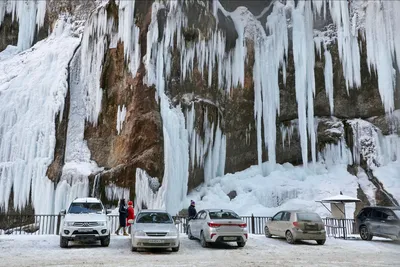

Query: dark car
[355,206,400,241]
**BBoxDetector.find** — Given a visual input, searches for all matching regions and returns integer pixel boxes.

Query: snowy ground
[0,234,399,266]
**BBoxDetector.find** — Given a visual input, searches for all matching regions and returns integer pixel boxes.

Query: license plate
[78,228,93,232]
[223,237,237,241]
[148,239,165,243]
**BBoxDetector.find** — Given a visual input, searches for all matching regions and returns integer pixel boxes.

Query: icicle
[116,105,127,135]
[324,48,334,114]
[292,1,317,166]
[0,0,47,52]
[118,0,141,76]
[80,6,114,125]
[327,0,361,91]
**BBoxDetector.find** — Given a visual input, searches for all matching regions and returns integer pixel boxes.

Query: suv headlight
[97,221,106,226]
[135,230,145,236]
[64,221,74,227]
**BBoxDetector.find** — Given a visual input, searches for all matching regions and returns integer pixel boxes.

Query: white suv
[59,197,111,248]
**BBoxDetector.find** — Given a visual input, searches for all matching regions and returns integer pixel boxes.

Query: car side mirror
[175,219,181,224]
[60,210,66,216]
[106,209,111,215]
[127,219,135,224]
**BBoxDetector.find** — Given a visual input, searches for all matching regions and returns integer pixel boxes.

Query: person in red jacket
[126,201,135,234]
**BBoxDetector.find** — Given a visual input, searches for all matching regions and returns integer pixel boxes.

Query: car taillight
[211,233,216,239]
[293,221,299,228]
[238,223,247,228]
[208,222,221,228]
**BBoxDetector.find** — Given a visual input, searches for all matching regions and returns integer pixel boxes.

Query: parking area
[0,234,399,267]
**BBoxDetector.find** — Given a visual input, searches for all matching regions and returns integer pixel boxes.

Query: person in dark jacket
[188,200,197,219]
[186,200,197,234]
[115,198,128,236]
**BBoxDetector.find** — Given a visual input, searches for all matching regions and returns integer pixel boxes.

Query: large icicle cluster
[0,20,81,213]
[0,0,47,51]
[80,5,114,125]
[185,103,226,184]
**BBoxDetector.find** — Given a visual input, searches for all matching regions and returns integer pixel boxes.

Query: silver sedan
[129,210,180,252]
[187,209,248,248]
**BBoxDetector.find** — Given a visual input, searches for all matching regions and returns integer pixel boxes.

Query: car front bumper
[132,236,180,248]
[60,227,110,241]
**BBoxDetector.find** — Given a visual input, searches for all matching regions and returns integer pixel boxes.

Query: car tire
[316,239,326,245]
[360,225,373,241]
[172,244,180,252]
[237,241,246,247]
[187,226,194,240]
[264,226,272,238]
[101,235,110,247]
[285,230,295,244]
[131,245,137,252]
[200,231,209,248]
[60,236,68,248]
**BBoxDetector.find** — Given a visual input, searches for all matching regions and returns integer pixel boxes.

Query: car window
[136,212,173,224]
[199,212,207,220]
[194,211,203,220]
[209,210,240,220]
[272,212,283,221]
[68,202,104,214]
[372,209,384,219]
[358,209,369,219]
[297,212,322,222]
[382,209,395,219]
[283,212,291,221]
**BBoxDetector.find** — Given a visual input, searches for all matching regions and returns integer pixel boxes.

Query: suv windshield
[209,211,240,220]
[68,202,104,214]
[136,212,173,224]
[297,213,322,222]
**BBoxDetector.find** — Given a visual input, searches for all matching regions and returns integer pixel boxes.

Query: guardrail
[0,214,355,239]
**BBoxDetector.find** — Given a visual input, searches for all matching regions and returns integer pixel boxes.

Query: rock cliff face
[0,0,399,215]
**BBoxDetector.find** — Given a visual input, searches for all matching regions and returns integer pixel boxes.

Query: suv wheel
[285,230,295,244]
[60,236,68,248]
[101,235,110,247]
[360,226,373,241]
[316,239,326,245]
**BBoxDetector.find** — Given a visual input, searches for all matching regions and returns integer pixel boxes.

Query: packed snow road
[0,234,399,267]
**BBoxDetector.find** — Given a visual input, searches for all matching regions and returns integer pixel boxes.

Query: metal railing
[0,214,355,239]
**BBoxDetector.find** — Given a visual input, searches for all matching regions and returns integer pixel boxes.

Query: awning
[316,195,361,204]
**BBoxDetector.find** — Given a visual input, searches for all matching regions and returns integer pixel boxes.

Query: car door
[370,209,384,235]
[269,212,284,236]
[191,211,204,238]
[380,209,399,237]
[279,212,292,236]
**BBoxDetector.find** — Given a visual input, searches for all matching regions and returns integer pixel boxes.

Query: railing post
[251,214,255,234]
[56,213,61,235]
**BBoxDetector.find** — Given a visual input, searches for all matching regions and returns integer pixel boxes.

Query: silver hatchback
[130,210,180,252]
[187,209,248,248]
[265,210,326,245]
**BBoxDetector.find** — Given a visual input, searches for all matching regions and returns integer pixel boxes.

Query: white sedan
[187,209,248,247]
